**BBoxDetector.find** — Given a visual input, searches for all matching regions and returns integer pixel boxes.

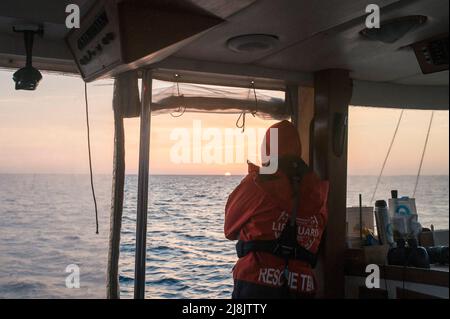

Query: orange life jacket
[224,162,329,295]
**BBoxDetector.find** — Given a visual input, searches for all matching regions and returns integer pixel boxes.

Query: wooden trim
[345,263,449,288]
[313,69,353,298]
[296,86,314,165]
[152,56,313,90]
[106,95,126,299]
[134,70,153,299]
[0,54,79,75]
[396,287,442,299]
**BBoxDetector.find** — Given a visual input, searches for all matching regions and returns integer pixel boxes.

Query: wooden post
[287,84,299,128]
[107,71,141,299]
[106,93,126,299]
[134,69,152,299]
[312,69,352,298]
[296,86,315,166]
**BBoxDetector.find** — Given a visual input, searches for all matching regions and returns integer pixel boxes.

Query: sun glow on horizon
[0,71,448,176]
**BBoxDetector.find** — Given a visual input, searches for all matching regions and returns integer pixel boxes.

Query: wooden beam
[106,93,126,300]
[312,69,352,298]
[287,84,299,126]
[152,56,313,90]
[345,263,449,288]
[134,70,153,299]
[296,86,315,165]
[0,54,78,75]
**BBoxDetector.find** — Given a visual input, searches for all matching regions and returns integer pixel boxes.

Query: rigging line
[179,110,243,115]
[236,81,259,133]
[370,109,405,203]
[413,111,435,197]
[170,106,186,118]
[84,82,99,235]
[251,81,258,116]
[236,111,246,133]
[171,77,186,118]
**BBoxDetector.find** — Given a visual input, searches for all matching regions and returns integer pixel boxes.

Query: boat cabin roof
[0,0,448,110]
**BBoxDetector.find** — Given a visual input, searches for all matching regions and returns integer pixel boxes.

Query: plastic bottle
[375,200,394,245]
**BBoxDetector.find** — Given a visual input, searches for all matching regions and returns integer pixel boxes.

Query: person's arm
[224,175,255,240]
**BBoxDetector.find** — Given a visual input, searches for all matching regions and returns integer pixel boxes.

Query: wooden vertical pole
[134,70,152,299]
[296,86,315,166]
[312,69,352,298]
[107,71,142,299]
[106,96,125,299]
[287,84,299,128]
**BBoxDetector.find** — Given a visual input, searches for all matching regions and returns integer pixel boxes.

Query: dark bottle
[391,190,398,199]
[426,246,449,265]
[387,238,431,269]
[374,200,393,245]
[407,238,430,269]
[388,239,407,266]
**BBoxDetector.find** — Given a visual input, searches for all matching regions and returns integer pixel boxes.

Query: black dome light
[12,25,44,91]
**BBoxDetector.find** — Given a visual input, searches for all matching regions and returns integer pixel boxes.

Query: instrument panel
[66,1,122,81]
[413,34,449,74]
[66,0,224,82]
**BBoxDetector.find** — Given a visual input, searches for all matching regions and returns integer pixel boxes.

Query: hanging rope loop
[236,81,259,133]
[236,111,246,133]
[250,81,258,116]
[171,73,186,118]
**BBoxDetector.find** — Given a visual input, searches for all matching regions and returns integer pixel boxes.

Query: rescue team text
[182,303,267,317]
[258,268,315,292]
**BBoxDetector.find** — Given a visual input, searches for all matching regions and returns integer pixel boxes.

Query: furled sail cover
[151,80,289,120]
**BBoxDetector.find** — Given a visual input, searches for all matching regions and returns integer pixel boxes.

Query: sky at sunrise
[0,70,448,176]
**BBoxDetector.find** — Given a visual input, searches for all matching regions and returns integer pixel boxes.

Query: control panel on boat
[66,1,122,81]
[66,0,223,82]
[413,34,449,74]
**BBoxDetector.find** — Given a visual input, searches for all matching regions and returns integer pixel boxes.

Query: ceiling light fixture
[227,34,279,53]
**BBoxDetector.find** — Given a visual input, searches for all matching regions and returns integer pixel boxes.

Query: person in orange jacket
[224,120,329,298]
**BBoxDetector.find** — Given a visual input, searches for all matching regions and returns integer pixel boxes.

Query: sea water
[0,174,448,299]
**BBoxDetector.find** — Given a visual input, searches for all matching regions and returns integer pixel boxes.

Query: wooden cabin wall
[295,69,352,298]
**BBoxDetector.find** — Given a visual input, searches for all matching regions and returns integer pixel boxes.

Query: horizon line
[0,173,448,177]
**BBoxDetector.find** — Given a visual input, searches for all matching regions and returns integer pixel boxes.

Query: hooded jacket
[224,120,329,296]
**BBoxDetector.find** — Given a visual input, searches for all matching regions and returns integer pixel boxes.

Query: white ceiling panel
[174,0,398,64]
[0,0,448,88]
[257,0,449,84]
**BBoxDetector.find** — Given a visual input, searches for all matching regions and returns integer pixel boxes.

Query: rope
[84,82,99,234]
[251,81,258,116]
[370,109,405,203]
[236,111,246,133]
[170,75,186,118]
[236,81,259,133]
[413,111,434,197]
[170,105,186,118]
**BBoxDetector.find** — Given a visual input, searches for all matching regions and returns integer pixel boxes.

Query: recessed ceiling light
[360,15,427,44]
[227,34,279,53]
